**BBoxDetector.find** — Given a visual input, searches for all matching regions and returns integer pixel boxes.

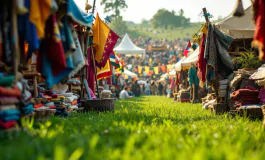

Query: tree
[100,0,128,18]
[150,9,190,29]
[109,17,128,36]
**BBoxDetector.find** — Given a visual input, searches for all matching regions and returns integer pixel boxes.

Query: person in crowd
[150,81,157,95]
[120,87,132,99]
[131,80,141,97]
[141,83,145,95]
[145,80,151,95]
[158,82,164,96]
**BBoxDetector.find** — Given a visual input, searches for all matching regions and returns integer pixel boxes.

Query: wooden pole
[202,8,209,23]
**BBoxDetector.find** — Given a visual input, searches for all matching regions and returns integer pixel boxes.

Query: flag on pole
[92,14,119,68]
[110,51,120,68]
[184,41,191,57]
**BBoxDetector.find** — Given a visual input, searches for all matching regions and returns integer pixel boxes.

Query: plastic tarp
[174,57,186,72]
[181,48,200,67]
[114,34,146,55]
[215,6,255,39]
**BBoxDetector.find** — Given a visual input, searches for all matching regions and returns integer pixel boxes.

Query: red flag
[184,49,189,57]
[187,41,192,48]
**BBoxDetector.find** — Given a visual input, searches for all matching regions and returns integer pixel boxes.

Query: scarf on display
[197,34,207,83]
[204,23,233,83]
[252,0,265,61]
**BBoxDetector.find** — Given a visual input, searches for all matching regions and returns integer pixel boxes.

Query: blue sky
[75,0,252,23]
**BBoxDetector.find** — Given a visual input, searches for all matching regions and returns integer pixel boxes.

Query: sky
[75,0,252,23]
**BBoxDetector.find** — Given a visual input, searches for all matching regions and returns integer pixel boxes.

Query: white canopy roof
[181,48,200,67]
[215,6,255,39]
[115,69,138,78]
[114,33,146,55]
[174,57,187,72]
[169,70,176,77]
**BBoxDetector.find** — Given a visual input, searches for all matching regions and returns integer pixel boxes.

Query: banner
[145,66,150,74]
[138,66,142,74]
[154,67,159,74]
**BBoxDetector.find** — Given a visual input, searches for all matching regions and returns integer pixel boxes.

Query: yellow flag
[138,66,142,74]
[145,66,150,74]
[154,67,159,74]
[97,60,111,80]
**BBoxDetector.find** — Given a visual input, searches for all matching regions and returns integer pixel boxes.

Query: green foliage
[151,8,190,29]
[1,96,265,159]
[100,0,128,18]
[109,17,128,36]
[232,49,263,69]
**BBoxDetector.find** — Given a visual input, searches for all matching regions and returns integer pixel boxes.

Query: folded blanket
[237,104,262,109]
[58,93,74,97]
[71,100,77,105]
[0,75,15,87]
[230,89,259,99]
[44,102,55,107]
[0,115,20,122]
[69,105,78,109]
[0,110,20,116]
[0,86,21,97]
[0,120,16,129]
[0,105,17,111]
[0,97,19,105]
[65,95,78,103]
[34,103,43,109]
[234,99,260,107]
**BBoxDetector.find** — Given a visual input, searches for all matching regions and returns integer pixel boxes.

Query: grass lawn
[1,96,265,160]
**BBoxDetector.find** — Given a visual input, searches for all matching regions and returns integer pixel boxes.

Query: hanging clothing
[197,34,207,83]
[37,15,70,88]
[87,37,95,94]
[18,0,40,61]
[188,66,199,87]
[252,0,265,61]
[29,0,52,39]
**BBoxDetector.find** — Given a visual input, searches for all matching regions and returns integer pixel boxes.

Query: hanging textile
[138,66,142,74]
[97,60,112,80]
[197,34,207,83]
[145,66,150,74]
[29,0,52,39]
[252,0,265,61]
[154,67,159,74]
[92,14,119,68]
[87,37,95,94]
[37,15,70,88]
[18,0,40,61]
[67,0,93,27]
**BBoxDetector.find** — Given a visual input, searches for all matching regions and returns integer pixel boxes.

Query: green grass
[1,96,265,160]
[127,23,202,40]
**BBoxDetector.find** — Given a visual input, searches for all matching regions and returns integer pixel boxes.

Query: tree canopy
[100,0,128,18]
[151,9,190,29]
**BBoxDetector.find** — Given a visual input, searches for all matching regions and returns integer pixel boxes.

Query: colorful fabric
[67,0,93,27]
[0,115,20,122]
[87,38,96,94]
[97,60,112,80]
[197,34,207,83]
[110,52,120,68]
[188,66,199,87]
[0,120,16,129]
[37,15,71,88]
[0,105,17,110]
[29,0,52,39]
[0,110,20,116]
[0,75,14,86]
[0,86,21,97]
[184,41,191,57]
[18,0,40,61]
[92,14,119,68]
[252,0,265,61]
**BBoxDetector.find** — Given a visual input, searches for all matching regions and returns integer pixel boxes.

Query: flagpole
[90,0,100,98]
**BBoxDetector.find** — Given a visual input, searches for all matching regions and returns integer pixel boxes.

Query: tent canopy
[181,48,200,67]
[215,6,255,39]
[174,57,186,72]
[114,34,146,55]
[115,69,138,78]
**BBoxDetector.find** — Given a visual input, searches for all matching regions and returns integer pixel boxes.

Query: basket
[81,98,114,112]
[34,109,56,120]
[236,107,263,118]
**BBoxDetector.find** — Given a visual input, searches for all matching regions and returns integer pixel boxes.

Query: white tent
[169,70,176,77]
[115,69,138,78]
[114,34,146,56]
[215,6,255,39]
[181,48,200,67]
[174,57,186,72]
